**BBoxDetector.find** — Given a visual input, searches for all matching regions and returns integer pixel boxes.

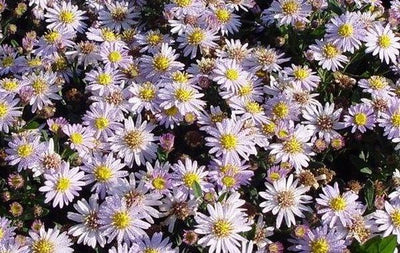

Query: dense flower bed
[1,0,400,252]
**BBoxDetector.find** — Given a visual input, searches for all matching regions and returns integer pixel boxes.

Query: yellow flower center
[238,84,253,96]
[28,58,42,67]
[391,112,400,127]
[95,117,109,130]
[283,138,302,153]
[338,23,354,37]
[56,177,71,192]
[188,29,205,45]
[152,177,166,190]
[144,248,159,253]
[220,164,239,174]
[124,130,144,149]
[102,29,117,41]
[44,31,60,44]
[70,133,83,145]
[293,67,309,80]
[329,196,347,211]
[53,57,67,71]
[222,176,236,187]
[108,51,122,63]
[262,122,276,134]
[139,82,156,101]
[323,44,339,59]
[97,73,112,86]
[111,7,127,22]
[354,113,367,126]
[174,88,193,102]
[32,78,48,94]
[369,76,387,90]
[215,9,231,23]
[210,113,225,123]
[172,71,189,83]
[1,79,18,91]
[0,228,3,239]
[269,172,281,181]
[112,211,131,229]
[220,134,238,150]
[391,209,400,227]
[378,34,391,48]
[213,219,232,238]
[59,10,75,24]
[0,103,8,118]
[153,55,170,71]
[245,101,263,114]
[165,106,179,116]
[94,165,113,182]
[282,0,299,15]
[225,69,239,81]
[174,0,192,7]
[32,239,55,253]
[2,56,14,67]
[183,172,200,186]
[147,33,162,46]
[17,144,33,158]
[273,102,289,119]
[310,238,330,253]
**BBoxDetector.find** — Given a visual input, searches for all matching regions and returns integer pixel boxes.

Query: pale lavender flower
[343,103,376,133]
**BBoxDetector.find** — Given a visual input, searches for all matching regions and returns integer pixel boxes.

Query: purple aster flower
[344,103,376,133]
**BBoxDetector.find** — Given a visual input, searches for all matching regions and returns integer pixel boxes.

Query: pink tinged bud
[160,133,175,153]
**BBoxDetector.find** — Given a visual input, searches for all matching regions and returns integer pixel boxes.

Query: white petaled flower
[364,23,400,64]
[358,75,394,98]
[136,29,173,54]
[343,103,376,133]
[159,82,205,115]
[316,182,363,228]
[128,81,160,114]
[39,161,85,208]
[28,226,73,253]
[194,196,252,253]
[141,43,184,81]
[205,118,257,163]
[82,153,128,199]
[34,27,76,57]
[269,124,315,171]
[109,115,158,167]
[63,123,96,156]
[177,26,219,59]
[302,102,345,142]
[243,46,289,72]
[135,232,177,253]
[98,195,151,243]
[325,11,365,53]
[373,200,400,243]
[284,64,321,91]
[45,1,87,33]
[215,39,252,63]
[261,0,312,26]
[309,40,348,71]
[98,0,139,32]
[99,42,132,69]
[85,66,124,96]
[67,194,106,248]
[378,97,400,140]
[229,98,269,126]
[213,59,247,93]
[21,71,61,112]
[260,174,312,229]
[210,7,241,35]
[0,95,21,133]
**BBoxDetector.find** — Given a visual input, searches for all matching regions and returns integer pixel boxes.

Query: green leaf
[353,235,397,253]
[218,192,228,202]
[364,179,374,210]
[360,167,372,174]
[192,181,202,198]
[25,121,40,129]
[378,235,397,253]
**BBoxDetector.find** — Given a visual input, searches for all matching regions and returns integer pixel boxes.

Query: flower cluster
[1,0,400,252]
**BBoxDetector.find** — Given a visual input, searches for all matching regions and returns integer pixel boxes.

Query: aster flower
[244,46,289,72]
[229,98,269,126]
[99,42,132,69]
[109,115,158,167]
[21,71,61,112]
[66,40,101,68]
[0,217,15,246]
[0,78,21,94]
[284,64,321,91]
[45,1,87,33]
[108,243,139,253]
[378,97,400,140]
[165,0,205,19]
[358,75,394,98]
[269,124,315,171]
[86,27,120,43]
[344,103,376,133]
[33,138,62,177]
[373,200,400,243]
[135,30,173,54]
[135,232,177,252]
[177,26,219,59]
[260,174,312,228]
[309,40,348,71]
[98,0,139,32]
[85,66,124,96]
[136,160,173,194]
[215,39,252,63]
[28,226,73,253]
[266,165,289,183]
[39,161,85,208]
[365,23,400,64]
[67,194,106,248]
[34,27,76,56]
[213,59,247,93]
[194,196,252,253]
[262,0,312,26]
[265,94,300,122]
[82,153,127,199]
[0,95,21,133]
[288,225,347,253]
[5,132,45,171]
[316,182,363,228]
[159,81,205,115]
[302,102,345,142]
[205,118,257,163]
[128,81,160,114]
[209,7,241,35]
[325,12,366,53]
[98,195,151,243]
[63,123,96,156]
